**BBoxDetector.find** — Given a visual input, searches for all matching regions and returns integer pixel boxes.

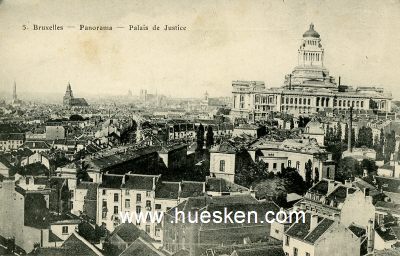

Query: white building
[231,24,392,121]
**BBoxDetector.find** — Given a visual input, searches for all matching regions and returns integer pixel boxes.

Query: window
[285,235,289,246]
[281,163,285,170]
[306,253,310,256]
[266,163,269,170]
[145,225,151,234]
[155,227,161,237]
[136,206,141,214]
[114,193,118,202]
[136,193,141,202]
[155,204,161,210]
[62,226,69,234]
[146,200,151,209]
[273,163,277,169]
[288,160,291,167]
[219,160,225,172]
[125,199,130,208]
[125,190,130,195]
[102,189,106,195]
[102,199,107,208]
[296,161,300,170]
[102,211,107,219]
[114,206,118,214]
[146,191,151,197]
[293,247,298,256]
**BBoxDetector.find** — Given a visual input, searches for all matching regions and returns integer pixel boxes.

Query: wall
[209,153,236,183]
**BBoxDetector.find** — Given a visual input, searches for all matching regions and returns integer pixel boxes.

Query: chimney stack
[327,180,336,194]
[310,214,319,231]
[364,188,370,197]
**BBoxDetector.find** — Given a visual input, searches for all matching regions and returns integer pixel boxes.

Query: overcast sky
[1,0,400,99]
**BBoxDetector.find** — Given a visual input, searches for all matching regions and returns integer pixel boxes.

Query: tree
[196,124,205,151]
[305,159,313,188]
[290,118,295,129]
[336,122,342,142]
[344,123,349,143]
[314,167,320,183]
[357,127,374,148]
[277,167,308,195]
[336,157,362,182]
[206,126,214,149]
[360,159,377,175]
[351,128,356,148]
[384,130,396,162]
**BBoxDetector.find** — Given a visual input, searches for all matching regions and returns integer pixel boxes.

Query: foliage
[277,167,308,195]
[235,149,268,187]
[335,157,362,182]
[305,159,313,188]
[196,123,205,151]
[357,126,374,148]
[384,130,396,162]
[206,126,214,149]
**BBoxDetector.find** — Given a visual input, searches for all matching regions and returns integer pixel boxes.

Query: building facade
[231,24,392,121]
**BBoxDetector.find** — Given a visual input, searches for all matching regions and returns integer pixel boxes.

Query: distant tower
[63,82,74,106]
[12,81,17,101]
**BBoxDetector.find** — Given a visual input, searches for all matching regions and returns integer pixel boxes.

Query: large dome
[303,23,320,38]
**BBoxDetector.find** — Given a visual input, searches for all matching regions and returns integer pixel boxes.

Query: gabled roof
[210,141,238,154]
[232,245,285,256]
[206,177,249,194]
[285,213,336,244]
[326,186,356,204]
[119,237,165,256]
[180,181,204,198]
[99,174,124,189]
[61,232,103,255]
[124,174,159,191]
[110,223,153,244]
[376,176,400,194]
[155,181,180,199]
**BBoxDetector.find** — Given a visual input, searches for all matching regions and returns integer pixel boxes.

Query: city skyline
[1,0,400,99]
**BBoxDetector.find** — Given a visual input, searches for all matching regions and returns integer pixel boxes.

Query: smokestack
[348,107,353,153]
[289,74,292,90]
[338,76,341,87]
[310,214,319,231]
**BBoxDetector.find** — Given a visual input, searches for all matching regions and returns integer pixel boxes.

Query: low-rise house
[283,213,361,256]
[20,152,51,170]
[209,141,238,182]
[163,194,279,256]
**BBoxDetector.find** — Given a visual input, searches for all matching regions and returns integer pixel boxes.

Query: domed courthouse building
[231,24,393,121]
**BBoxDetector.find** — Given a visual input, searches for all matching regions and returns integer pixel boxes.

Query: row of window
[283,97,312,106]
[102,190,152,202]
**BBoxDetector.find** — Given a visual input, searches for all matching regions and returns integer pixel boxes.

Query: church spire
[12,81,17,100]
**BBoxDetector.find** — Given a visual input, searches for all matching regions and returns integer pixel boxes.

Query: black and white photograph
[1,0,400,255]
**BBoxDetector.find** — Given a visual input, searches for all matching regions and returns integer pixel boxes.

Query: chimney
[333,213,340,223]
[327,180,336,194]
[310,214,319,231]
[338,76,341,87]
[367,219,375,253]
[364,188,370,197]
[346,187,351,197]
[344,179,352,187]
